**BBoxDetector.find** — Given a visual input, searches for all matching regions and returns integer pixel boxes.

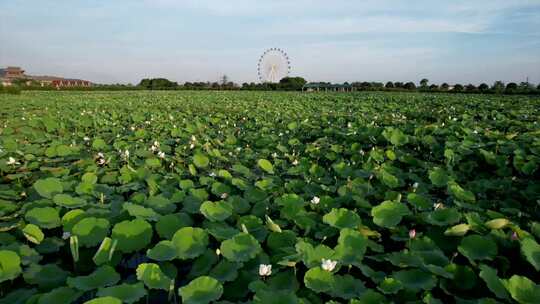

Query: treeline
[136,77,307,91]
[3,76,540,95]
[351,79,540,95]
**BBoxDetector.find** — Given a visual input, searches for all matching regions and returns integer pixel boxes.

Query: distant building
[0,66,92,88]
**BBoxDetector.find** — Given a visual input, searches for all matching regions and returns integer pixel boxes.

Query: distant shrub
[0,85,21,95]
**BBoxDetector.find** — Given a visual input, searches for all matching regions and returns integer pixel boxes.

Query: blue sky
[1,0,539,85]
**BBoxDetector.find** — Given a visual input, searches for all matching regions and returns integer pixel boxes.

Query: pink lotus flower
[409,229,416,239]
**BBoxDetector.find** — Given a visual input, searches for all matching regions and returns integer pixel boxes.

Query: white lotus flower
[121,149,130,159]
[150,145,158,152]
[191,135,196,142]
[412,182,419,189]
[220,193,228,199]
[311,196,320,205]
[97,158,106,165]
[292,159,299,166]
[321,259,337,272]
[216,248,221,255]
[158,151,166,159]
[6,157,20,165]
[190,143,195,149]
[259,264,272,276]
[130,126,135,131]
[272,152,278,158]
[153,141,160,148]
[434,202,444,210]
[83,136,90,142]
[209,172,216,177]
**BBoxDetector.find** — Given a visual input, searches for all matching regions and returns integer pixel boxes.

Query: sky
[1,0,540,85]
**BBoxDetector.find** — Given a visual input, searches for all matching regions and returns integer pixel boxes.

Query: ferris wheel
[257,48,291,83]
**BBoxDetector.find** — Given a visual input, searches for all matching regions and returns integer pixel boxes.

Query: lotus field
[1,91,540,304]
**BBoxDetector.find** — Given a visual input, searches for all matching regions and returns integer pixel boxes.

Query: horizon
[1,1,540,85]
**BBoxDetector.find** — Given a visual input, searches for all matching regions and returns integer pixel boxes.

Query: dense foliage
[0,91,539,304]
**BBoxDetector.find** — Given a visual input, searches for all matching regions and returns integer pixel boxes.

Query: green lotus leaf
[329,274,366,299]
[200,200,233,222]
[145,194,175,214]
[188,249,218,279]
[253,289,299,304]
[156,213,193,239]
[83,297,122,304]
[193,153,210,168]
[172,227,209,259]
[111,219,153,253]
[97,282,147,304]
[257,159,274,174]
[37,287,82,304]
[92,138,107,150]
[350,290,388,304]
[425,208,461,226]
[209,260,240,282]
[323,208,361,229]
[428,167,448,187]
[0,250,22,283]
[62,209,87,232]
[147,240,177,261]
[23,263,69,289]
[179,276,223,304]
[502,275,540,304]
[67,265,120,291]
[296,241,335,268]
[0,288,37,304]
[378,169,400,188]
[407,193,432,209]
[520,237,540,271]
[458,235,497,261]
[122,202,159,221]
[136,263,173,290]
[444,223,470,236]
[334,228,367,266]
[304,267,335,293]
[33,177,63,198]
[445,263,478,291]
[25,207,61,229]
[378,277,403,294]
[383,127,409,146]
[275,193,306,219]
[82,172,98,184]
[478,264,509,299]
[371,201,410,228]
[53,194,86,208]
[93,237,118,265]
[393,269,436,291]
[220,232,262,262]
[448,181,476,203]
[22,224,44,244]
[72,217,110,247]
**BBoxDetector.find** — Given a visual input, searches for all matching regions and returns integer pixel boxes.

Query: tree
[429,84,439,91]
[394,82,404,88]
[478,83,489,93]
[420,78,429,88]
[452,84,464,92]
[465,84,477,93]
[440,83,449,91]
[505,82,518,93]
[492,81,505,94]
[385,81,394,89]
[537,83,540,90]
[404,82,416,90]
[278,77,307,91]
